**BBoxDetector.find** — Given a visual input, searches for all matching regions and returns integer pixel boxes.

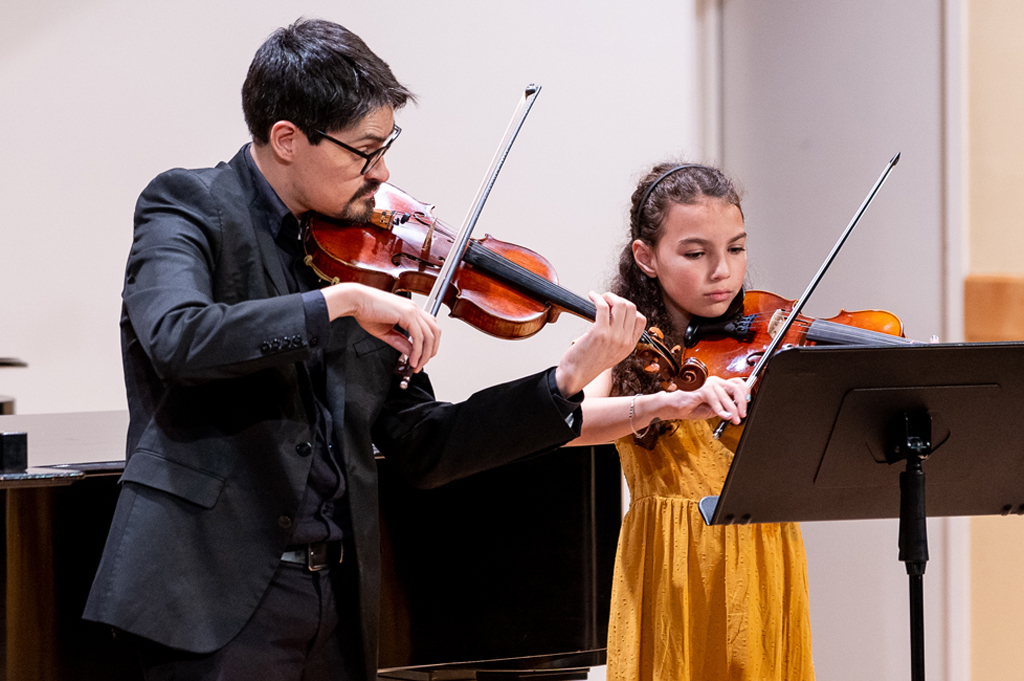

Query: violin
[301,183,704,387]
[655,289,916,391]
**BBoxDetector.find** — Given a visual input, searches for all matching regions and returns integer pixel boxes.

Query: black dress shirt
[245,145,350,544]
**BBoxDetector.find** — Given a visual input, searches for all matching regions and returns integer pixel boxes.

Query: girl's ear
[632,239,658,278]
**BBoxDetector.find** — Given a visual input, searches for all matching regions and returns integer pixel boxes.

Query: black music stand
[698,341,1024,681]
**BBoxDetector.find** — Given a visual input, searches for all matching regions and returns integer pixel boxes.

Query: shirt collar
[243,143,295,240]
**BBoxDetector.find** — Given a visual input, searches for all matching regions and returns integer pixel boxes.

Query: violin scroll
[637,327,709,392]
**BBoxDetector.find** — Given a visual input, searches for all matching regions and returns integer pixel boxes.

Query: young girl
[574,163,814,680]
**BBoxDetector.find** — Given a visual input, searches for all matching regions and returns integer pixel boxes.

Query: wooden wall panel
[964,274,1024,341]
[966,272,1024,681]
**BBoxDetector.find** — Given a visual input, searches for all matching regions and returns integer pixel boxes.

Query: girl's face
[632,197,747,329]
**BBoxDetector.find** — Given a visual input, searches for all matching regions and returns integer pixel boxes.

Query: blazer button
[278,515,293,529]
[309,336,320,348]
[260,341,271,354]
[295,442,312,457]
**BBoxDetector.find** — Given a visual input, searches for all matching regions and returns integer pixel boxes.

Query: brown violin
[635,288,917,446]
[301,183,705,388]
[660,289,916,390]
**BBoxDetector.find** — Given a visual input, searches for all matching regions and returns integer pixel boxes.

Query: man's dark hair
[242,18,415,145]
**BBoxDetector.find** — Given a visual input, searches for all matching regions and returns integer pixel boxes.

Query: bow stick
[713,151,901,438]
[397,84,542,388]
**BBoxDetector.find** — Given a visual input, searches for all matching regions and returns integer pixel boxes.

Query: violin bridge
[421,217,437,259]
[767,309,787,339]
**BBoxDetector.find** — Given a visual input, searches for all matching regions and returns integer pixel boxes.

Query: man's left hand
[555,292,646,398]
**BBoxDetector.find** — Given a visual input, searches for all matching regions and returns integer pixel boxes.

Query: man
[83,18,644,681]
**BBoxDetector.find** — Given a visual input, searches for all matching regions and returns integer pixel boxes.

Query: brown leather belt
[281,541,344,571]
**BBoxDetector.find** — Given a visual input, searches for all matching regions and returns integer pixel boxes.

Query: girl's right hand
[663,376,750,425]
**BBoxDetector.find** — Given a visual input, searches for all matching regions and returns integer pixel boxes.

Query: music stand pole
[895,412,931,681]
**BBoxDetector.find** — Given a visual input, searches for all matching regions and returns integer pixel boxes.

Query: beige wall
[969,0,1024,276]
[968,2,1024,679]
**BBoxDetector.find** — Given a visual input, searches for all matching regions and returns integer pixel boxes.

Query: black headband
[636,163,706,221]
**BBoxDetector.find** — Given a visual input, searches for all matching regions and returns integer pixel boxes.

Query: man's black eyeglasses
[315,124,401,175]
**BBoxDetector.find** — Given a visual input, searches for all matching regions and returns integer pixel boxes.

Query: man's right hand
[321,282,441,372]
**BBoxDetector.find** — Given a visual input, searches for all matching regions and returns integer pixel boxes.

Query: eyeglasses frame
[315,124,402,175]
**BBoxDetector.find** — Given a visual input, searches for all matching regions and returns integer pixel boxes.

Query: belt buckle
[305,541,342,571]
[307,542,328,571]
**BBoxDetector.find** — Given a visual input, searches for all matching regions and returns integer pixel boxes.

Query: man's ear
[268,121,301,163]
[632,239,658,278]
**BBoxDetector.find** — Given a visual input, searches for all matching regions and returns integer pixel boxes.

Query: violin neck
[463,240,675,370]
[463,241,597,321]
[806,318,916,346]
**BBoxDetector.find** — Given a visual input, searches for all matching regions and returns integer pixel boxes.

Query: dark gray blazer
[83,147,581,679]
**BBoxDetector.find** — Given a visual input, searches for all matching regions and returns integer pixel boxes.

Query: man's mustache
[355,181,381,202]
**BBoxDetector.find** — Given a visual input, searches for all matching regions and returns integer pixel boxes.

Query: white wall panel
[0,0,702,414]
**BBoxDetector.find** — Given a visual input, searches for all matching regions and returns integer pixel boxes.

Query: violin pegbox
[636,327,707,392]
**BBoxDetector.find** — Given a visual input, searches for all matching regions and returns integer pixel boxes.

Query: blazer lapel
[253,224,289,297]
[227,147,290,297]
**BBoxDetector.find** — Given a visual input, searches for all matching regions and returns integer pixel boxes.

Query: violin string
[387,223,900,346]
[402,211,457,239]
[400,217,772,368]
[465,243,679,367]
[466,242,595,317]
[806,319,915,345]
[737,313,911,345]
[742,312,861,334]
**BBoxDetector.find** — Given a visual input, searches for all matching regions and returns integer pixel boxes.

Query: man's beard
[339,181,381,222]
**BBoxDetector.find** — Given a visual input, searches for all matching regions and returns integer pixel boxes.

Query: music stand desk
[699,341,1024,681]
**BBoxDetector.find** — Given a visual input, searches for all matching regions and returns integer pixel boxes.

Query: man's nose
[366,156,390,183]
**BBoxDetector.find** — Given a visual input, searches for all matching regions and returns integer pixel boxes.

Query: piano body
[0,411,622,680]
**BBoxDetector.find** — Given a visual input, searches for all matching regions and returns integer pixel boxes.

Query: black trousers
[133,558,363,681]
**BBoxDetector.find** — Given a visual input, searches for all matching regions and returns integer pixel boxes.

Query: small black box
[0,431,28,472]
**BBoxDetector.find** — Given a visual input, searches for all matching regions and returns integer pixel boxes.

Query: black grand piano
[0,409,622,680]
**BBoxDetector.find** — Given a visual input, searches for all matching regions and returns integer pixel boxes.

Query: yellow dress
[606,419,814,680]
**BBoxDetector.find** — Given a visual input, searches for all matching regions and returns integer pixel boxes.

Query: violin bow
[713,151,901,439]
[397,84,542,388]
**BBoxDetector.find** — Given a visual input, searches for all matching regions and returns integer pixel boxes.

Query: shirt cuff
[546,367,584,429]
[301,290,332,355]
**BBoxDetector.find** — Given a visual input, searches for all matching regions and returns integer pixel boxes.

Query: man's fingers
[401,309,441,372]
[349,287,442,372]
[589,291,644,346]
[631,309,647,342]
[589,291,610,330]
[379,330,413,358]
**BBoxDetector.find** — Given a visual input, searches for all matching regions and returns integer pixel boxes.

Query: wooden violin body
[303,183,574,340]
[668,289,913,389]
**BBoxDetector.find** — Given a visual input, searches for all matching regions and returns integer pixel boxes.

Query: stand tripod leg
[909,574,925,681]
